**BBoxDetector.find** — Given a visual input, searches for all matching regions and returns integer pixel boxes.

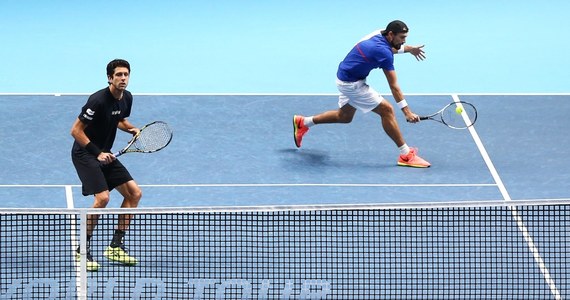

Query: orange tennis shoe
[293,115,309,148]
[397,148,431,168]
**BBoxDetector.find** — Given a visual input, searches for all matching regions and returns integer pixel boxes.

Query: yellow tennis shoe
[75,250,100,272]
[104,245,138,266]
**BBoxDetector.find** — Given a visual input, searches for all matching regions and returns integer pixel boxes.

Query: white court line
[453,94,561,300]
[65,185,75,209]
[0,183,497,188]
[65,186,85,299]
[0,92,569,96]
[139,183,497,187]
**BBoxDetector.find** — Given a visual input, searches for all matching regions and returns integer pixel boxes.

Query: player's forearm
[71,123,102,156]
[118,119,135,132]
[390,85,413,115]
[70,119,90,147]
[71,131,90,147]
[389,85,405,105]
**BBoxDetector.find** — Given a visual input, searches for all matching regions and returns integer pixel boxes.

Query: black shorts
[71,149,133,196]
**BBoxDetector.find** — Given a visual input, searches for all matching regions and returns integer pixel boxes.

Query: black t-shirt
[73,87,132,153]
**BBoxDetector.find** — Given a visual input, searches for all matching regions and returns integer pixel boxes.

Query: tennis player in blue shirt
[293,20,430,168]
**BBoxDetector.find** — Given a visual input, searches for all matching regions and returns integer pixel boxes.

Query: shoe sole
[397,162,430,168]
[85,264,100,272]
[75,254,100,271]
[104,253,138,266]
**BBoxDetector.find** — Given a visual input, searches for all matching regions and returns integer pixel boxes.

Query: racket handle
[411,117,429,122]
[113,151,122,157]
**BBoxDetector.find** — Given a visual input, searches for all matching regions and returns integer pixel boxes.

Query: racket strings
[442,103,477,129]
[132,123,172,152]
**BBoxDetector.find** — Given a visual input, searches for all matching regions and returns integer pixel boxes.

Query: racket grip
[410,117,428,122]
[113,151,122,157]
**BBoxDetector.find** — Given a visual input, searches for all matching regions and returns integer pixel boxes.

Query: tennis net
[1,200,568,299]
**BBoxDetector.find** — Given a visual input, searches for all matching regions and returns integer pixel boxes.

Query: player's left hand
[127,127,140,136]
[409,45,426,61]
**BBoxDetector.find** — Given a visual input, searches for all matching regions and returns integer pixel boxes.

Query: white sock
[398,144,410,155]
[304,116,315,127]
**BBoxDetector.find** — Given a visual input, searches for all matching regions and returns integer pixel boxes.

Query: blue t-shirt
[337,30,395,82]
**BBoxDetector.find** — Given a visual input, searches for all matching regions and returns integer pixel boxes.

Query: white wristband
[396,99,408,109]
[397,46,405,54]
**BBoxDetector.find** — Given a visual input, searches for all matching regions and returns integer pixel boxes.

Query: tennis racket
[113,121,173,157]
[418,101,477,129]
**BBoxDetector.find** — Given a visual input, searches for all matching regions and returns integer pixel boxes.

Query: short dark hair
[381,20,409,36]
[106,59,130,77]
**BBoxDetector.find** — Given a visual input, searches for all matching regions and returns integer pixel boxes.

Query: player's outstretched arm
[383,70,420,123]
[393,45,426,61]
[406,45,426,61]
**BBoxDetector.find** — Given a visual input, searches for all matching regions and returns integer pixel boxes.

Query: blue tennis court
[0,93,569,299]
[0,93,568,207]
[1,1,569,298]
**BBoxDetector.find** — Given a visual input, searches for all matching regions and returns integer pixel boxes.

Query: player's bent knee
[124,187,142,205]
[133,189,142,202]
[94,193,111,208]
[376,102,395,118]
[338,113,354,123]
[129,187,142,205]
[119,181,142,202]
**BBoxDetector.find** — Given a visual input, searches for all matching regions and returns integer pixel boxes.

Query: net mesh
[0,214,78,298]
[1,202,569,299]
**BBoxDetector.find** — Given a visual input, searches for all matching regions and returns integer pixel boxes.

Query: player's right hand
[405,111,420,123]
[97,152,116,165]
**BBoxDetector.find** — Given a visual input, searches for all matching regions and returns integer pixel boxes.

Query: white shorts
[336,78,384,113]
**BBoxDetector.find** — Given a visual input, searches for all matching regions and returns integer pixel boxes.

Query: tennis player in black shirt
[70,59,141,271]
